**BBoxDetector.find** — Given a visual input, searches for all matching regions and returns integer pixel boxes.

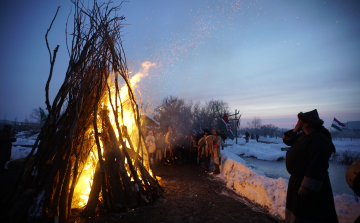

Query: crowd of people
[145,125,228,174]
[2,110,358,222]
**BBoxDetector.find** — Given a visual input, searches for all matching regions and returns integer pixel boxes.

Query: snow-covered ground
[10,131,38,161]
[7,132,360,222]
[216,136,360,223]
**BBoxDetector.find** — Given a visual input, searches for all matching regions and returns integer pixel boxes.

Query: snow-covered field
[10,131,38,161]
[7,132,360,222]
[216,136,360,223]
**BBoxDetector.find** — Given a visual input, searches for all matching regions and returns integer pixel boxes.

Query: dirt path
[71,163,283,223]
[1,160,283,223]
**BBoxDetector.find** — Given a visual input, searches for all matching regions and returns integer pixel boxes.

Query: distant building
[140,114,160,130]
[343,121,360,131]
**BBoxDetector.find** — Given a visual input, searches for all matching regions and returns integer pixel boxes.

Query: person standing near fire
[211,129,222,174]
[145,131,156,165]
[165,125,176,166]
[283,109,338,223]
[189,134,198,165]
[0,125,17,171]
[155,129,166,165]
[201,129,210,171]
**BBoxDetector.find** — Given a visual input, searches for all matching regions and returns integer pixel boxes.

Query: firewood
[5,1,162,222]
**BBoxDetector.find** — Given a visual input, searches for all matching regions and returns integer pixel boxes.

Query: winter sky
[0,0,359,128]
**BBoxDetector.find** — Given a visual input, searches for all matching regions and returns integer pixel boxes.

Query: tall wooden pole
[228,109,241,144]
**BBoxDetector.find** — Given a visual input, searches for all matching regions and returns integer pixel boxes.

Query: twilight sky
[0,0,359,128]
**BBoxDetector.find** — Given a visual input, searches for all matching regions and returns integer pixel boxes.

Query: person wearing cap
[0,125,17,171]
[283,109,338,223]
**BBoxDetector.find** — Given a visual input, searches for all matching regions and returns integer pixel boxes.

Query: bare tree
[29,107,45,123]
[154,96,194,134]
[251,116,261,134]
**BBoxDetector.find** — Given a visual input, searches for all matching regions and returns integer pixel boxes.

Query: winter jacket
[0,129,16,163]
[156,134,166,150]
[283,129,338,223]
[211,135,222,158]
[145,135,156,153]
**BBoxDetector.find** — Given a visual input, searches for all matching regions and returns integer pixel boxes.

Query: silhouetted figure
[220,130,227,150]
[245,131,250,143]
[0,125,17,171]
[189,134,198,165]
[283,109,338,223]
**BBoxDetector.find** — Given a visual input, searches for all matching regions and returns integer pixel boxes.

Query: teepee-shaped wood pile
[5,1,162,222]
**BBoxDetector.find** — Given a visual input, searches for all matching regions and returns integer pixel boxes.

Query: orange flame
[71,61,156,208]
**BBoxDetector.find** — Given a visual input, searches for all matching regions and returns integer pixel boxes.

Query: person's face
[168,126,172,132]
[213,130,216,135]
[160,131,163,135]
[301,122,309,132]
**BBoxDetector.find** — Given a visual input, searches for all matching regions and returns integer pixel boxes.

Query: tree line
[151,96,231,135]
[238,116,289,139]
[148,96,290,139]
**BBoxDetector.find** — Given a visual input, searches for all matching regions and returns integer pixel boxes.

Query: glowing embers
[72,149,99,209]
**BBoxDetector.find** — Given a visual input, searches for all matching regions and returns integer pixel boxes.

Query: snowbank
[220,148,287,219]
[335,194,360,223]
[218,142,360,222]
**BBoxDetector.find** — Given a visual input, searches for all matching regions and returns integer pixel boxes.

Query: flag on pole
[218,114,235,140]
[331,118,345,131]
[40,107,48,122]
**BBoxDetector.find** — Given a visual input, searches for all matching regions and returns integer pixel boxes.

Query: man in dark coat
[189,134,198,165]
[220,130,227,150]
[283,109,338,223]
[0,125,17,171]
[245,131,250,143]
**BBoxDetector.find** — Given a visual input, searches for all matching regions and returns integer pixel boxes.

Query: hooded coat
[283,129,338,223]
[0,128,16,163]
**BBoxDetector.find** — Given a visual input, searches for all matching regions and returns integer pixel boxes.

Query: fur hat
[297,109,324,127]
[4,124,13,130]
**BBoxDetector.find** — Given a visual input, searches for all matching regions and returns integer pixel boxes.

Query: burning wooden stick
[5,1,163,222]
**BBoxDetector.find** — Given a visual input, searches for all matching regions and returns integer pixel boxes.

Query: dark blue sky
[0,0,359,128]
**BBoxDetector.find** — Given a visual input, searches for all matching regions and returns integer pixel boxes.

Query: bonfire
[5,1,163,222]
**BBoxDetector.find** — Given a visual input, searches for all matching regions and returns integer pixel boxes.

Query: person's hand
[293,120,303,133]
[298,186,311,196]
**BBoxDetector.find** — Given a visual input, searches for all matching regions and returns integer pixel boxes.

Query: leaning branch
[45,6,61,113]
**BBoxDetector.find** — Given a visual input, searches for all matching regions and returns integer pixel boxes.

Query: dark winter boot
[213,164,220,174]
